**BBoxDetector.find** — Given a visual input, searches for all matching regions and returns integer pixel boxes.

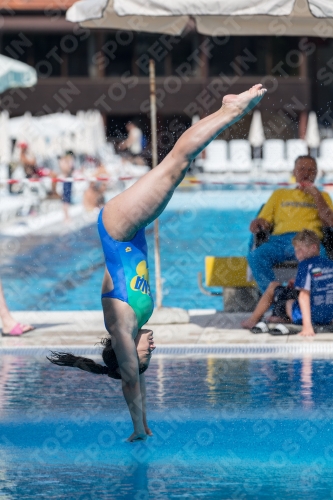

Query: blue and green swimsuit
[97,209,154,329]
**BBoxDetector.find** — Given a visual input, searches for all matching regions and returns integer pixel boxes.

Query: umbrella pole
[149,59,162,309]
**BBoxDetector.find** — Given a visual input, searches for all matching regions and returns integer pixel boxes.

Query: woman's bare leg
[0,280,33,334]
[103,84,266,241]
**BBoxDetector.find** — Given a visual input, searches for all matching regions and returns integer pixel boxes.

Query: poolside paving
[1,309,333,348]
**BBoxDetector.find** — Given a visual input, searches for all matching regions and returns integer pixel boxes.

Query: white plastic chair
[262,139,287,172]
[0,163,8,181]
[318,139,333,172]
[286,139,308,169]
[202,140,229,173]
[0,163,9,196]
[229,139,252,172]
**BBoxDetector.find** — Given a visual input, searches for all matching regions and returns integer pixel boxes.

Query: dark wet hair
[47,337,148,380]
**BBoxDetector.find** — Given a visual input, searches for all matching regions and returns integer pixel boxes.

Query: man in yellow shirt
[248,156,333,292]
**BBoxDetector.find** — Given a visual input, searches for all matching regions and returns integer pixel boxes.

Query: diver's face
[135,329,155,370]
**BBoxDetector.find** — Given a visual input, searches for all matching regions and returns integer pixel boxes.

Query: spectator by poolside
[118,121,146,166]
[19,142,37,178]
[59,151,75,221]
[83,182,105,211]
[243,230,333,336]
[0,280,34,336]
[248,156,333,293]
[83,161,107,211]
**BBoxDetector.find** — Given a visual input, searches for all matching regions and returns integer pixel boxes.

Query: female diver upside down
[48,84,267,442]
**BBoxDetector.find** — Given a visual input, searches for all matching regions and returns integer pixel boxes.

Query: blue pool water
[1,355,333,499]
[2,190,273,311]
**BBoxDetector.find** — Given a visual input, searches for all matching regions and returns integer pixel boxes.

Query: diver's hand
[127,431,147,442]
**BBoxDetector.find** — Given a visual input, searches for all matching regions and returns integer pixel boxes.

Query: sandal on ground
[251,321,270,334]
[269,323,297,336]
[2,323,35,337]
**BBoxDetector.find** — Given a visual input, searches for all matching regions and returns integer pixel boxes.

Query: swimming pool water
[2,190,273,311]
[1,355,333,499]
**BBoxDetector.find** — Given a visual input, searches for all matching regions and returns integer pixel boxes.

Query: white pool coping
[3,343,333,357]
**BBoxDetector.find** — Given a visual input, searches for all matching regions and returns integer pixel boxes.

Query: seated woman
[48,84,267,442]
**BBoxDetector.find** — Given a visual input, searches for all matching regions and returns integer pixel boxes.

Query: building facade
[1,1,333,146]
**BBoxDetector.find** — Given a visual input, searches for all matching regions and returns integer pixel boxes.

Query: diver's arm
[140,373,153,436]
[110,329,146,441]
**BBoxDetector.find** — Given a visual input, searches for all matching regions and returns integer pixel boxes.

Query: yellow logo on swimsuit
[125,247,132,252]
[130,260,151,295]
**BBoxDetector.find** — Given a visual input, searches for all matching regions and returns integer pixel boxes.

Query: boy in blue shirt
[286,229,333,336]
[242,229,333,336]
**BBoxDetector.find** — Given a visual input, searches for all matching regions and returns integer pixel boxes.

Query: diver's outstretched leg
[103,84,266,241]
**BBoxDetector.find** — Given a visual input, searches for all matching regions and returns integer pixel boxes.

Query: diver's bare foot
[144,426,153,436]
[222,84,267,118]
[127,431,147,442]
[241,319,258,329]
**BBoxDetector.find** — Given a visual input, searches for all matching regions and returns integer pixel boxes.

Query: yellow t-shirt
[258,188,333,239]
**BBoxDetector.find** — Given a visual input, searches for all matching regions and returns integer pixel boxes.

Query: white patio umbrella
[48,136,63,158]
[10,113,53,142]
[67,0,333,37]
[191,115,200,126]
[305,111,321,149]
[93,110,107,150]
[248,111,265,148]
[0,57,36,172]
[81,111,97,156]
[15,112,36,147]
[0,111,11,165]
[76,110,106,157]
[0,111,10,189]
[9,111,99,157]
[0,55,37,95]
[74,111,87,155]
[30,135,49,159]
